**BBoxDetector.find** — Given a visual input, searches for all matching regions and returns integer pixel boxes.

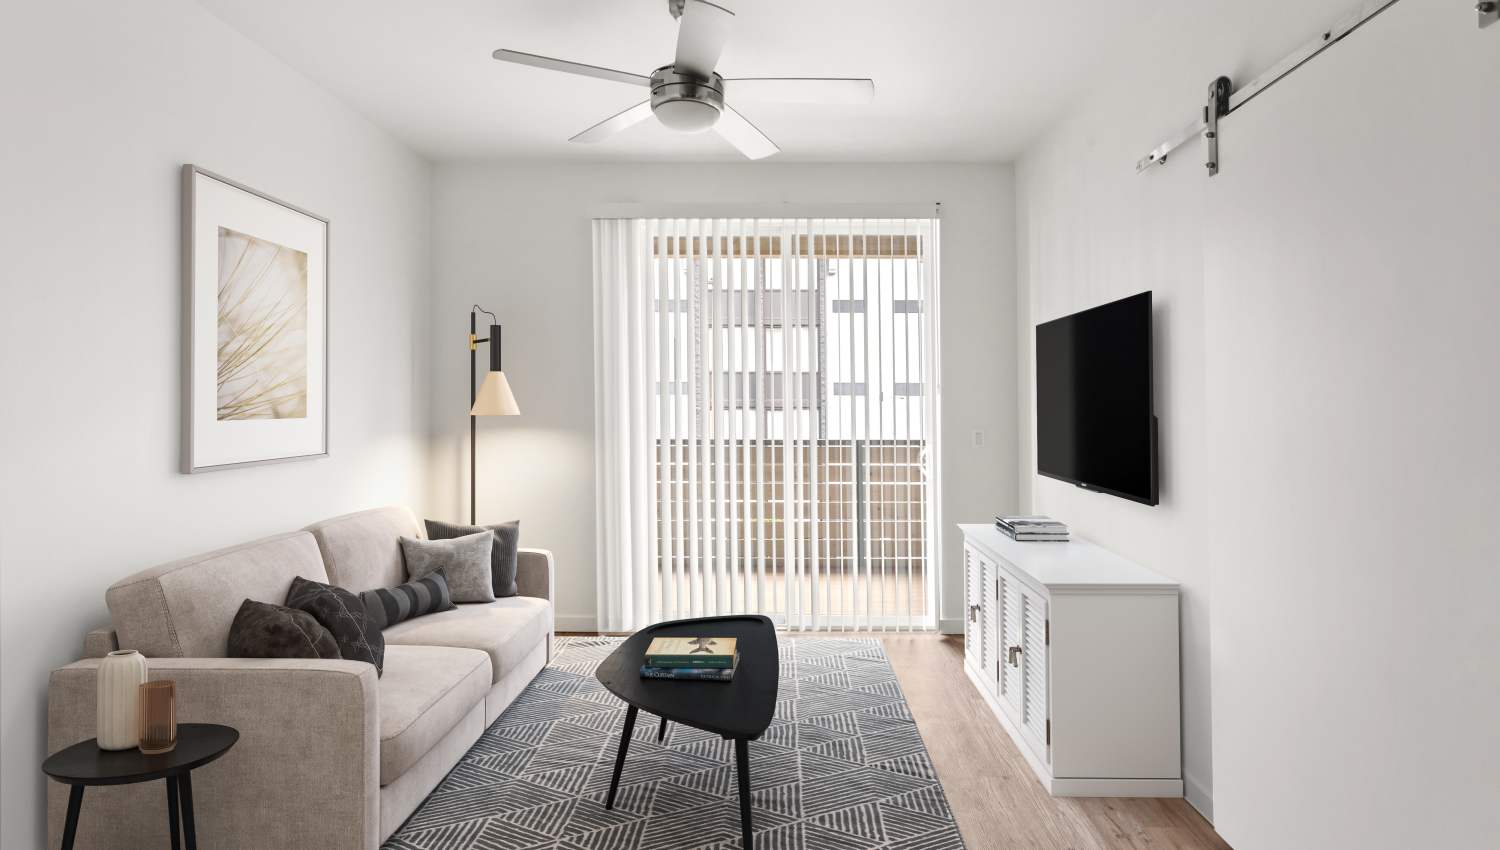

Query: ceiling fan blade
[714,105,778,160]
[674,0,734,78]
[725,77,875,105]
[569,100,654,143]
[492,49,650,87]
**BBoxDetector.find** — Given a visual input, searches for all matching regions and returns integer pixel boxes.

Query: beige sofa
[45,506,554,850]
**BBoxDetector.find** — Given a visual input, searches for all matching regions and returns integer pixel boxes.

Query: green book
[643,636,737,668]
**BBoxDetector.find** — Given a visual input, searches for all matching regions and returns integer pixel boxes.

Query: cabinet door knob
[1008,645,1023,666]
[968,604,981,623]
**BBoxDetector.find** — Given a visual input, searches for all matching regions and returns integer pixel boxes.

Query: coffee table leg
[60,785,84,850]
[606,705,638,810]
[166,777,181,850]
[657,716,668,742]
[179,771,198,850]
[735,738,753,850]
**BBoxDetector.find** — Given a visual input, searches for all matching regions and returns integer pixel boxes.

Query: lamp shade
[470,370,520,416]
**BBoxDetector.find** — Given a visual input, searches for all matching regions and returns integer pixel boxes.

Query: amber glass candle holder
[137,681,177,755]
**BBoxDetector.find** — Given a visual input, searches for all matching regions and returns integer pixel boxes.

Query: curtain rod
[588,202,942,219]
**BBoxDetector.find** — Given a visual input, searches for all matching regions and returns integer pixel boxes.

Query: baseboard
[1049,777,1183,797]
[554,614,598,632]
[937,617,964,635]
[1183,772,1214,823]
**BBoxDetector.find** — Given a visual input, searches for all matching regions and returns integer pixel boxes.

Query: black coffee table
[42,723,238,850]
[595,615,778,850]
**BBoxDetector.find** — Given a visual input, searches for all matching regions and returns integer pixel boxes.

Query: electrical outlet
[972,429,984,447]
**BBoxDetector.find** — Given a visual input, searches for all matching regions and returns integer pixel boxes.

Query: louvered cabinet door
[980,555,999,694]
[999,573,1024,720]
[1019,583,1050,762]
[964,545,983,672]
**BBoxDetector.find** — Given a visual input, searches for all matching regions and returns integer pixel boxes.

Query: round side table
[42,723,238,850]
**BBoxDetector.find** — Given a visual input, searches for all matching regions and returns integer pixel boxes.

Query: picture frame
[182,164,329,473]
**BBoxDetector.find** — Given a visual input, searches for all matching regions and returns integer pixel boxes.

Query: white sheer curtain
[594,217,941,632]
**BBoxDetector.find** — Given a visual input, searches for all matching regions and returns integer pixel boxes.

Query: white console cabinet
[960,523,1182,796]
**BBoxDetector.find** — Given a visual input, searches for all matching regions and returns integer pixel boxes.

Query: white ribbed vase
[96,649,148,750]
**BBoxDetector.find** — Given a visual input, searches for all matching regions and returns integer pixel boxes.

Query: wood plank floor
[868,632,1230,850]
[564,630,1231,850]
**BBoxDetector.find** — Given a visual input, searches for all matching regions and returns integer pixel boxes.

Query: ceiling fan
[492,0,875,160]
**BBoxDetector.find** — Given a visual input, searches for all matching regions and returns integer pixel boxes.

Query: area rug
[384,636,966,850]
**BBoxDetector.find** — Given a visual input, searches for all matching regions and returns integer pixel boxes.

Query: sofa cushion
[106,532,329,658]
[400,532,495,603]
[304,507,423,593]
[359,570,455,630]
[227,599,342,660]
[382,597,552,685]
[378,645,490,785]
[286,576,385,674]
[426,519,521,597]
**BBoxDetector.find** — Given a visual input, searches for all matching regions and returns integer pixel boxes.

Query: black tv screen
[1035,291,1158,505]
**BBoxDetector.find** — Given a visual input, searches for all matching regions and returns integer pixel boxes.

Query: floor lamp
[469,305,520,524]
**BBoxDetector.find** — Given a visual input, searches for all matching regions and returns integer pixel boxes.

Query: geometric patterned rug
[384,636,967,849]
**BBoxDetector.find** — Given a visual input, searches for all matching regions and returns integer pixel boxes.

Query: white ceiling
[197,0,1360,163]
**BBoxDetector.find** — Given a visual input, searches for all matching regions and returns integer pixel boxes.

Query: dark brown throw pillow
[360,569,456,630]
[227,599,341,660]
[285,576,385,675]
[425,518,521,597]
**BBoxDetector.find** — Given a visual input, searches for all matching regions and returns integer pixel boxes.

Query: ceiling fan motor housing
[650,65,724,133]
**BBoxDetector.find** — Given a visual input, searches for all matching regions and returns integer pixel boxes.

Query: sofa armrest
[47,657,378,850]
[516,547,554,602]
[82,627,118,658]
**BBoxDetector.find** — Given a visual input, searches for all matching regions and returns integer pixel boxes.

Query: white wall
[1202,3,1500,847]
[0,3,431,847]
[1018,0,1499,844]
[1014,10,1242,822]
[429,163,1016,632]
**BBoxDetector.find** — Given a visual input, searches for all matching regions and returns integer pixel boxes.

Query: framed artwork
[182,165,328,473]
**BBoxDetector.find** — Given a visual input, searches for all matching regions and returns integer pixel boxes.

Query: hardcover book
[644,636,738,668]
[639,663,736,682]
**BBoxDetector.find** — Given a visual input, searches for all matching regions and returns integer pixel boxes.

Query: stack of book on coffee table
[639,636,739,682]
[995,515,1070,542]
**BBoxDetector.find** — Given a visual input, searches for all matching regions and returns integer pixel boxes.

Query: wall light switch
[972,429,984,447]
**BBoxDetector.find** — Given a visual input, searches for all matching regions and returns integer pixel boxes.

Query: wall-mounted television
[1035,291,1158,506]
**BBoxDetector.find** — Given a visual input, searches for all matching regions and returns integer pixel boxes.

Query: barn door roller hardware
[1203,76,1232,176]
[1481,1,1499,29]
[1137,0,1415,176]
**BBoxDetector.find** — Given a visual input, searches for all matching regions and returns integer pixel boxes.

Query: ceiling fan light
[654,98,720,133]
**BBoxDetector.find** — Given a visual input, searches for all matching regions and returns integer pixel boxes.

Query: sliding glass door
[594,218,940,631]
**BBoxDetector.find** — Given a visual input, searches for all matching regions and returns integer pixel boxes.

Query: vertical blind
[594,217,941,632]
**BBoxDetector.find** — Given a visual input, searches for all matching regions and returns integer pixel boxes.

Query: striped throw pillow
[360,569,456,630]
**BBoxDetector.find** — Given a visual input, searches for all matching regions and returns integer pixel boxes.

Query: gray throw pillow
[227,599,341,660]
[425,519,521,597]
[285,576,385,675]
[401,531,495,603]
[360,569,456,630]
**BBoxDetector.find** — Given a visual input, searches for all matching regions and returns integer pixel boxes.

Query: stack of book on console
[639,636,739,682]
[995,515,1070,542]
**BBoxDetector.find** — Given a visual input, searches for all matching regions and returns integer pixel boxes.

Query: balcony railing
[652,438,931,628]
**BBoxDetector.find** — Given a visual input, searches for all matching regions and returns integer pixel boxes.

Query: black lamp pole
[469,305,501,525]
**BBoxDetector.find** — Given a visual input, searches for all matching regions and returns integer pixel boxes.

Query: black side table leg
[605,705,638,810]
[735,737,753,850]
[166,777,181,850]
[657,716,668,742]
[179,771,198,850]
[60,785,84,850]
